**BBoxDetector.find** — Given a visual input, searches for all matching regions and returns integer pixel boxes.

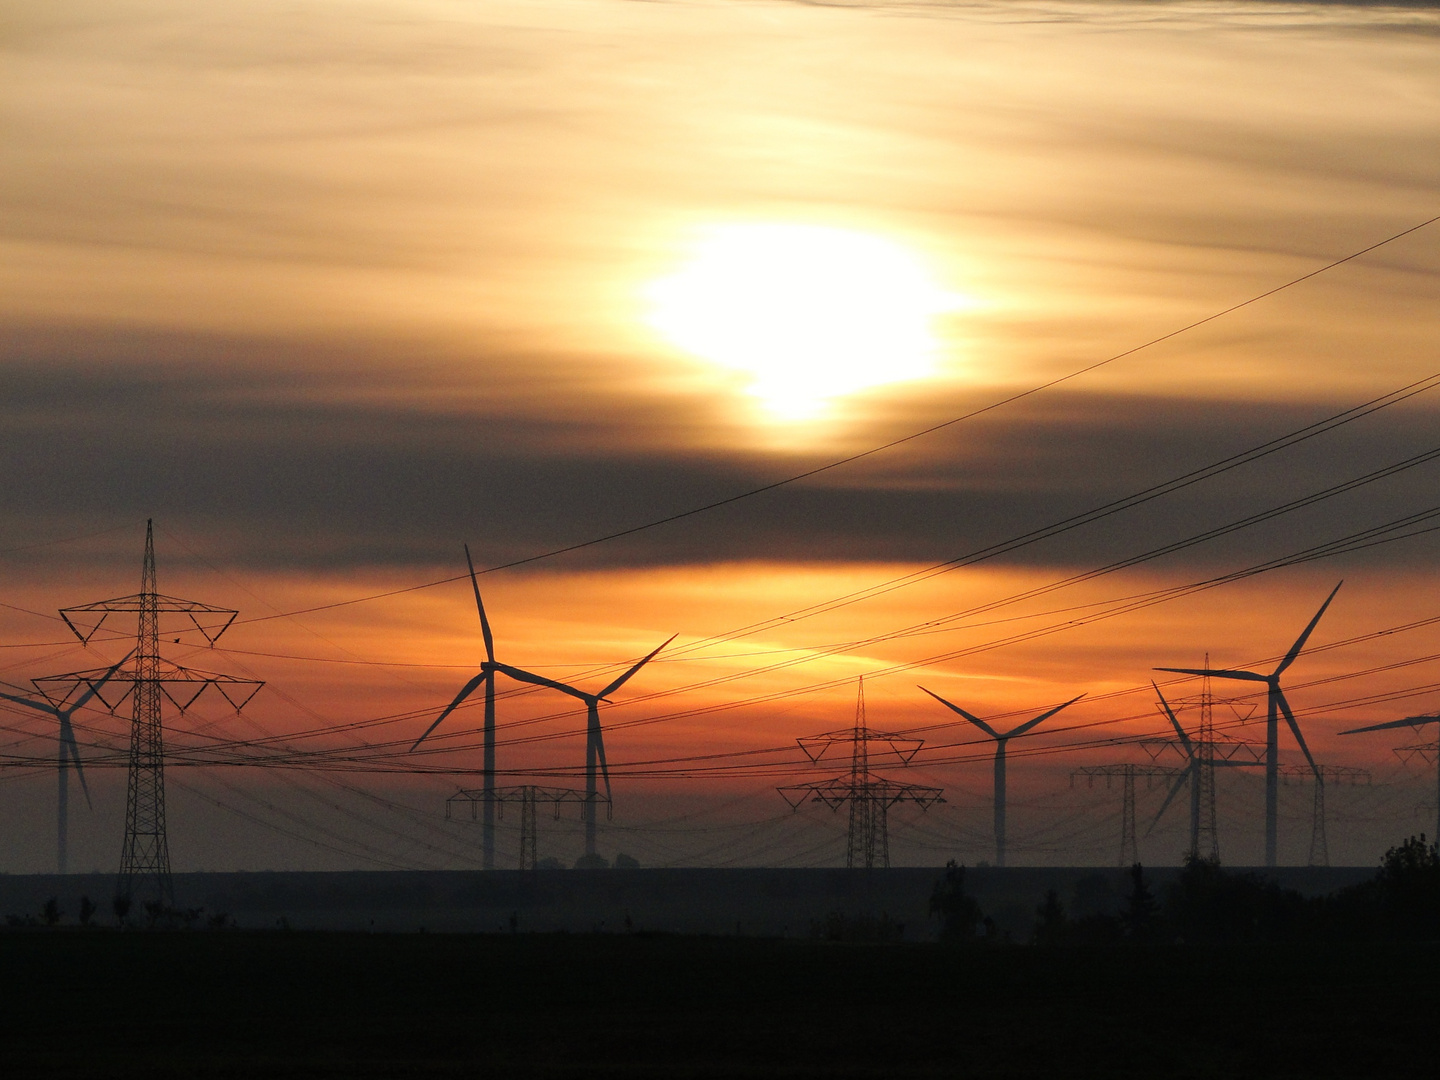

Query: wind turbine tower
[1157,582,1340,867]
[1,653,130,873]
[919,686,1082,867]
[498,636,673,860]
[410,546,602,869]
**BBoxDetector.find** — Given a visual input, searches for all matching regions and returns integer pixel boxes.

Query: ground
[1,932,1434,1077]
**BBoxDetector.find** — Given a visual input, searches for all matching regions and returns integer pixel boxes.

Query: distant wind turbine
[409,545,558,870]
[919,688,1083,867]
[1156,582,1340,867]
[1,651,132,874]
[501,637,674,860]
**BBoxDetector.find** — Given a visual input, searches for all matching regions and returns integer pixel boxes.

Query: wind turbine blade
[67,650,136,713]
[410,671,486,751]
[1275,581,1342,677]
[592,703,612,804]
[1341,714,1440,735]
[599,635,675,699]
[917,687,998,739]
[1008,693,1084,738]
[463,545,495,664]
[1145,771,1190,837]
[494,663,589,701]
[0,691,58,716]
[1152,682,1192,754]
[1157,667,1268,683]
[60,715,92,810]
[1275,692,1319,776]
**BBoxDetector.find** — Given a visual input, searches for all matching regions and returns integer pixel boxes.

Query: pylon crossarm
[800,728,923,761]
[61,595,240,645]
[34,662,262,715]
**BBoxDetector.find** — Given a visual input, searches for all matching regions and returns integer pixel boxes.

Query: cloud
[2,325,1437,575]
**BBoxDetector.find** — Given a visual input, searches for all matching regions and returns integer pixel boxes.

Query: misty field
[2,931,1434,1077]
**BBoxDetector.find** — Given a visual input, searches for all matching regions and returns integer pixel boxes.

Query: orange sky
[2,0,1439,872]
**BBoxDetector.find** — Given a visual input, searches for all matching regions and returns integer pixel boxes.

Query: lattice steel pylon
[1343,713,1440,854]
[1072,764,1182,866]
[448,784,590,870]
[125,525,167,903]
[36,521,262,909]
[1144,672,1263,862]
[1194,666,1220,860]
[1278,764,1370,867]
[778,679,943,869]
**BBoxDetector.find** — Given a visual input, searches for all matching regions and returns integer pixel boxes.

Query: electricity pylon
[1071,763,1182,866]
[1278,764,1370,866]
[35,521,262,907]
[1342,713,1440,850]
[779,679,943,869]
[447,784,589,870]
[1143,673,1262,862]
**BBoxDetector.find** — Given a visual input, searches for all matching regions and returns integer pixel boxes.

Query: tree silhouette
[929,861,984,943]
[1122,863,1157,940]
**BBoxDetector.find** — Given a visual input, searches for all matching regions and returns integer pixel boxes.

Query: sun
[645,224,959,420]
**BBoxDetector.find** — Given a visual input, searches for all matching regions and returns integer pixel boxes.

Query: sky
[2,0,1440,874]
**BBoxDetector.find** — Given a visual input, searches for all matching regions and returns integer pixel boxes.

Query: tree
[1378,834,1440,939]
[929,861,984,943]
[1122,863,1156,940]
[77,896,96,927]
[41,897,62,927]
[1032,889,1068,947]
[112,894,131,926]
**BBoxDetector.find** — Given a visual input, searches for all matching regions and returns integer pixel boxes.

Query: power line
[232,212,1440,626]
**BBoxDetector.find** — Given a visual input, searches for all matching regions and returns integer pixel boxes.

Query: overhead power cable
[234,212,1440,625]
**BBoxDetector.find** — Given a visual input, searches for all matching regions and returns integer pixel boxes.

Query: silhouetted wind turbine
[1156,582,1340,867]
[1,651,132,874]
[502,637,674,860]
[409,545,555,870]
[919,688,1083,866]
[1341,712,1440,846]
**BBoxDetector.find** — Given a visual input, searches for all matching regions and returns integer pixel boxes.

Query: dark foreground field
[2,932,1435,1078]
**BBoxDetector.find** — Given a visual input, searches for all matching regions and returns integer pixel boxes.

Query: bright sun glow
[646,224,959,420]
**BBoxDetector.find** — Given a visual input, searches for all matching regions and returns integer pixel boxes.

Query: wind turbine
[919,688,1083,867]
[1,651,132,874]
[1341,712,1440,846]
[1156,582,1340,867]
[409,545,555,870]
[500,636,674,860]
